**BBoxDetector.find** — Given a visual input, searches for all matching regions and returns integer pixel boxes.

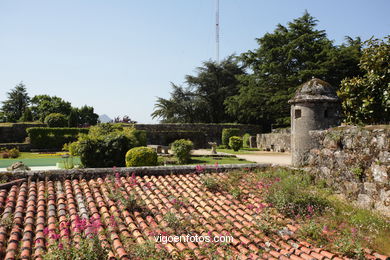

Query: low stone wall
[308,125,390,217]
[134,123,262,148]
[256,133,291,152]
[0,163,268,182]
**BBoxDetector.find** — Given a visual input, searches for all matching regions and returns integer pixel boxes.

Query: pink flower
[109,216,117,228]
[195,164,204,173]
[130,172,138,186]
[307,205,314,215]
[49,233,60,240]
[58,243,64,250]
[246,204,255,210]
[323,225,329,232]
[43,227,49,235]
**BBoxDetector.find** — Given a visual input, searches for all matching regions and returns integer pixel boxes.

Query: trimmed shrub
[243,133,251,148]
[70,124,145,167]
[222,128,240,148]
[171,139,193,164]
[229,136,243,151]
[8,148,20,158]
[132,130,147,147]
[44,113,68,127]
[27,127,89,150]
[125,147,158,167]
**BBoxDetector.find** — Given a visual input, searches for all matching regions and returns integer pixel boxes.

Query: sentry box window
[295,109,301,119]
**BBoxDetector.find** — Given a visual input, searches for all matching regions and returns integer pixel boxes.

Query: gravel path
[192,149,291,165]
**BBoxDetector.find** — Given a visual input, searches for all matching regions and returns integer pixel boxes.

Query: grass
[0,152,68,160]
[200,167,390,256]
[251,168,390,256]
[158,155,254,166]
[216,148,260,155]
[0,153,81,168]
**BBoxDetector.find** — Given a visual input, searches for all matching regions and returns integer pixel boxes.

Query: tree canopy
[338,36,390,124]
[1,83,30,122]
[225,11,362,130]
[151,56,245,123]
[1,84,99,126]
[31,95,72,121]
[152,11,364,129]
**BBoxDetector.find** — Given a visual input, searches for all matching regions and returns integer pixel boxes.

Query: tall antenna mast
[215,0,220,63]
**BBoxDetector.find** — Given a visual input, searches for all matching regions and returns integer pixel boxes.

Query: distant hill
[98,114,112,123]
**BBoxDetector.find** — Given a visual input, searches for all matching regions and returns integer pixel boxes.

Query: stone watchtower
[288,78,341,166]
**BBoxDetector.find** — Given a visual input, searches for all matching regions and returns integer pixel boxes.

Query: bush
[222,128,240,148]
[27,127,89,150]
[125,147,158,167]
[8,148,20,158]
[70,124,145,167]
[261,168,329,218]
[44,113,68,127]
[229,136,243,151]
[171,139,193,164]
[243,133,251,148]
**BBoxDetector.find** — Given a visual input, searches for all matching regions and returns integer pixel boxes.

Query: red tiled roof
[0,172,388,259]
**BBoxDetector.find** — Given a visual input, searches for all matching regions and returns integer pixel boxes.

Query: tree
[151,56,245,123]
[338,36,390,124]
[30,95,72,121]
[1,83,30,122]
[78,105,99,126]
[68,109,79,127]
[20,107,33,122]
[225,11,362,130]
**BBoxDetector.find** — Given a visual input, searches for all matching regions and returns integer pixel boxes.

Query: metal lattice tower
[215,0,220,63]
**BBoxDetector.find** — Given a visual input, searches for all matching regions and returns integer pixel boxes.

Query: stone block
[371,164,389,183]
[356,194,374,209]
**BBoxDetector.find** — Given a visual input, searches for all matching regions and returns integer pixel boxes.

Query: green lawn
[0,152,68,160]
[160,156,254,166]
[0,156,80,168]
[216,148,260,155]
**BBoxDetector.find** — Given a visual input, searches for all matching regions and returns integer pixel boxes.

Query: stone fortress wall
[308,125,390,216]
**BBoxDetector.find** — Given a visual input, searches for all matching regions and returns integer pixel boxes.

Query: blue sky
[1,0,389,123]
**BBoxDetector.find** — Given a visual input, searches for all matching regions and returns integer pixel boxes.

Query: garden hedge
[222,128,240,148]
[27,127,89,150]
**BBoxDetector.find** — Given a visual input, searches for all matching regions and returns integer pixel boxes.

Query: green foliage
[151,56,245,123]
[1,83,30,122]
[225,12,362,130]
[201,175,222,191]
[31,95,72,122]
[222,128,240,148]
[68,109,78,127]
[242,133,251,148]
[229,136,243,151]
[125,147,158,167]
[7,148,20,158]
[260,168,329,218]
[72,124,144,167]
[132,130,147,147]
[27,127,89,149]
[339,36,390,124]
[44,113,68,127]
[77,105,99,126]
[171,139,193,164]
[20,107,33,122]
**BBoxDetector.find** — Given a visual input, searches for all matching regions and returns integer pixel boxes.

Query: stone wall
[308,125,390,217]
[0,123,46,143]
[256,133,291,152]
[134,123,262,148]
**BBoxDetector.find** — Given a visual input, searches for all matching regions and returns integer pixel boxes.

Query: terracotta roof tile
[0,172,386,259]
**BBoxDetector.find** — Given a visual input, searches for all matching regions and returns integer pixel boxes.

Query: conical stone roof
[288,78,340,104]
